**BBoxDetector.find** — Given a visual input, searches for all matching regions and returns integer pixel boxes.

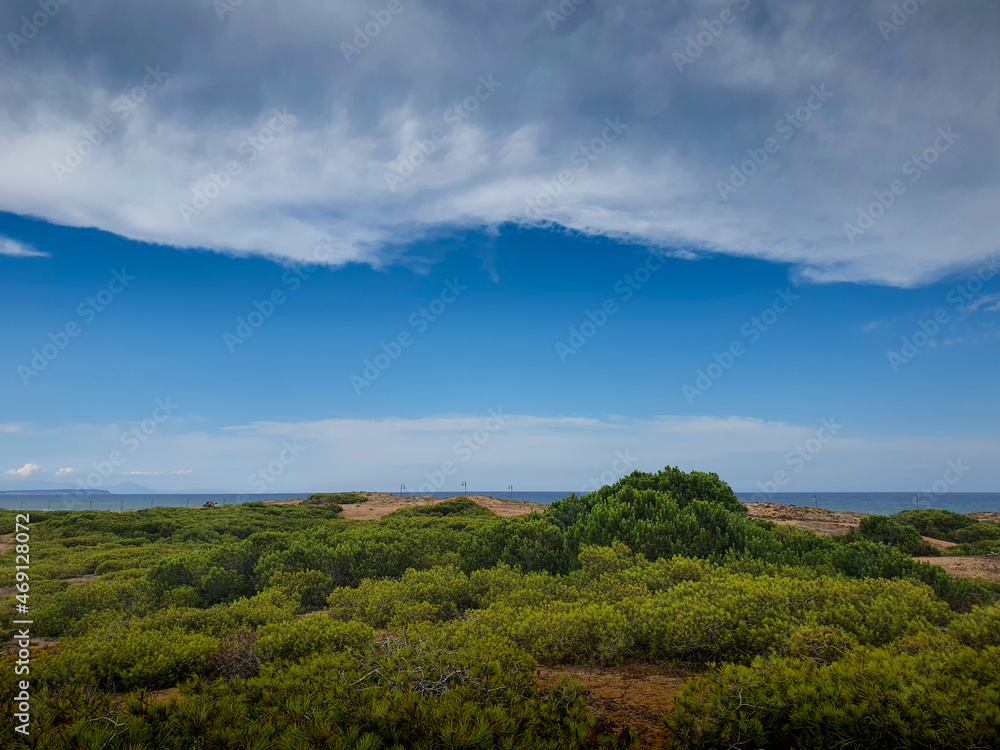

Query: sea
[2,490,999,515]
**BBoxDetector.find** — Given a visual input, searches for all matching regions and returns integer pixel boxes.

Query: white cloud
[55,467,75,477]
[5,463,43,478]
[0,0,997,286]
[0,424,24,434]
[7,412,1000,491]
[0,237,48,258]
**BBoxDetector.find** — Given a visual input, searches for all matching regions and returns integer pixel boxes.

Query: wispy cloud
[55,467,75,476]
[0,237,48,259]
[862,320,886,333]
[961,293,1000,313]
[0,424,24,434]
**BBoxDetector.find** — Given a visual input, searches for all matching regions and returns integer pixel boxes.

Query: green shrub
[267,569,337,611]
[569,466,745,517]
[663,645,1000,749]
[256,615,373,663]
[776,624,858,665]
[327,565,479,628]
[459,514,566,573]
[952,522,1000,543]
[303,492,364,505]
[892,508,977,541]
[387,496,496,519]
[949,604,1000,649]
[44,623,218,691]
[858,515,939,556]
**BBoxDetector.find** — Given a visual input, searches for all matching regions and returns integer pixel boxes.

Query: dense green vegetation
[2,470,998,749]
[303,491,367,505]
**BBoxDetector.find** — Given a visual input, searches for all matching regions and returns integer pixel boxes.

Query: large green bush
[858,514,939,556]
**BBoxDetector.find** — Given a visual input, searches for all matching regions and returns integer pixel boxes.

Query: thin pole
[508,485,513,501]
[400,484,405,497]
[461,481,467,496]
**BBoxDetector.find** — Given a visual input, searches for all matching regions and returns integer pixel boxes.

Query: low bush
[386,496,496,519]
[255,614,373,663]
[858,514,939,556]
[948,603,1000,649]
[43,623,218,691]
[303,492,364,505]
[891,508,977,540]
[663,644,1000,749]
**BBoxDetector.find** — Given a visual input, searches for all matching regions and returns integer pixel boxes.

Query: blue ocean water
[2,491,998,515]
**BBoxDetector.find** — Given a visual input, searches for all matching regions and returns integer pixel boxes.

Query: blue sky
[2,211,998,494]
[0,0,998,493]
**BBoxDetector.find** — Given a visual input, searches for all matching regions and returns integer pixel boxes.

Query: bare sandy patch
[914,555,1000,584]
[292,493,547,520]
[537,664,698,749]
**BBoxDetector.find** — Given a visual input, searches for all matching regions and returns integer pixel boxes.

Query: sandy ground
[537,664,696,749]
[744,502,865,536]
[743,502,965,549]
[271,492,547,520]
[914,555,1000,583]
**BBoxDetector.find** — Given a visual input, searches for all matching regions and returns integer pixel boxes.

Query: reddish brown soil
[537,664,698,749]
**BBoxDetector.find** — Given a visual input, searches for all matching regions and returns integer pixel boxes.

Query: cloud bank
[1,0,998,285]
[2,412,997,494]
